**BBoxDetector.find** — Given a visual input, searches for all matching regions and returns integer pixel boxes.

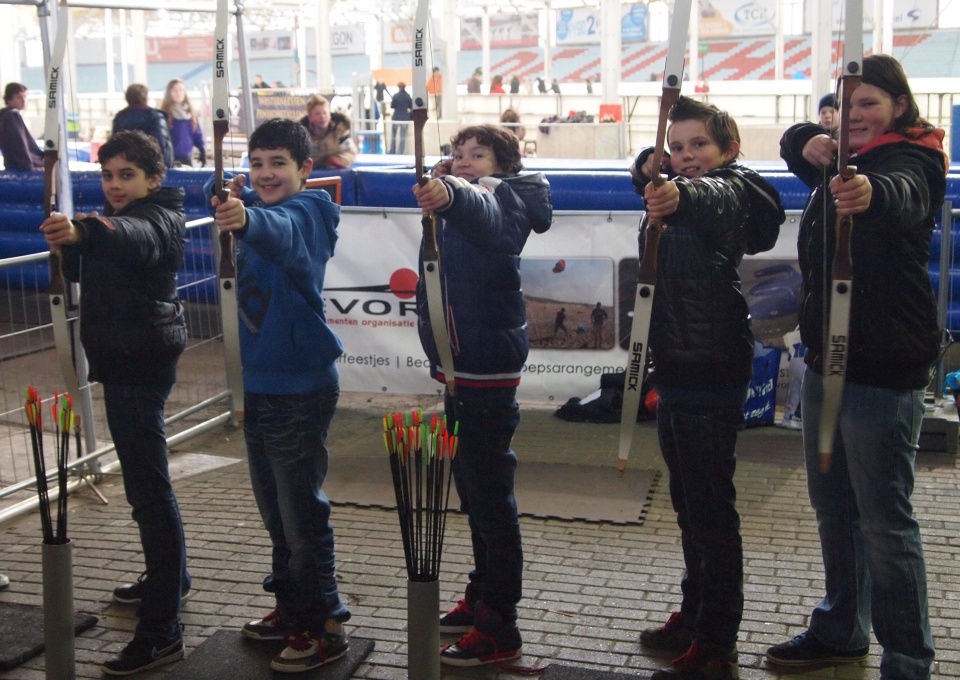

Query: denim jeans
[103,382,188,639]
[445,386,523,623]
[244,386,350,631]
[390,121,408,154]
[656,385,747,651]
[802,372,934,680]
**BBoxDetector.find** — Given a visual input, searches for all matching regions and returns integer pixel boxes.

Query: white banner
[803,0,939,31]
[555,8,602,45]
[328,207,801,404]
[699,0,779,38]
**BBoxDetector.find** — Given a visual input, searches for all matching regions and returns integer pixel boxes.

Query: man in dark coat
[112,83,174,169]
[0,82,44,171]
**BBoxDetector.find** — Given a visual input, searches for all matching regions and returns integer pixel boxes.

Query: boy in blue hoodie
[412,124,552,667]
[209,117,350,674]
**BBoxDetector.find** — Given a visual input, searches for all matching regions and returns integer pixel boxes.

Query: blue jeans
[802,372,934,680]
[244,387,350,630]
[103,382,188,639]
[390,121,408,154]
[656,386,747,651]
[445,386,522,623]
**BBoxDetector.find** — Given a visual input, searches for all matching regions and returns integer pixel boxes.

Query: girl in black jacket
[767,55,945,680]
[630,96,784,680]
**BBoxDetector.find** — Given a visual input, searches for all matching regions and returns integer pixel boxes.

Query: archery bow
[213,0,244,425]
[412,0,455,395]
[617,0,691,476]
[43,0,80,403]
[818,0,862,473]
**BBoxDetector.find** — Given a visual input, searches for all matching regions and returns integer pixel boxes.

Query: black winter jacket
[416,172,552,388]
[112,105,175,169]
[780,122,946,389]
[632,149,785,390]
[61,187,187,385]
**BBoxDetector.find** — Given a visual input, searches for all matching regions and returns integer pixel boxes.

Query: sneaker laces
[446,628,546,676]
[284,631,314,651]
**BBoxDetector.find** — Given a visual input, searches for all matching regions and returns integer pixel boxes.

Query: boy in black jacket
[629,97,784,680]
[41,130,189,676]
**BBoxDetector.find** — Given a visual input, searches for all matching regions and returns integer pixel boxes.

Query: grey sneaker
[100,632,184,676]
[269,620,349,673]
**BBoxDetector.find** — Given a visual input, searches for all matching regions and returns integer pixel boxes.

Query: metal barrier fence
[0,216,234,521]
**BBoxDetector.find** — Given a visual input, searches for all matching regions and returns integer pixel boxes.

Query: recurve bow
[617,0,691,475]
[213,0,244,425]
[43,0,80,402]
[412,0,455,396]
[818,0,862,473]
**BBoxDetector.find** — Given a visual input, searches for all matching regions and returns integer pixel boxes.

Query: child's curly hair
[98,130,167,177]
[450,124,522,174]
[667,96,741,158]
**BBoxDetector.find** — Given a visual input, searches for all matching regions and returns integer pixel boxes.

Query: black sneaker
[440,626,523,667]
[269,620,349,673]
[112,573,192,605]
[640,611,694,653]
[101,632,184,676]
[241,609,298,641]
[652,642,739,680]
[439,598,475,634]
[766,630,869,667]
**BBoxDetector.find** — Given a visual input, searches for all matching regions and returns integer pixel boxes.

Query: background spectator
[467,68,483,94]
[0,82,43,171]
[490,75,505,95]
[112,83,174,169]
[509,74,521,94]
[536,77,547,93]
[426,66,443,117]
[389,82,412,154]
[550,79,561,94]
[817,93,838,130]
[160,79,205,167]
[253,74,270,89]
[299,95,357,169]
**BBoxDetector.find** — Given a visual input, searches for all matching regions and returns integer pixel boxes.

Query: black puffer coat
[632,149,785,390]
[61,187,187,385]
[781,122,946,389]
[416,172,552,388]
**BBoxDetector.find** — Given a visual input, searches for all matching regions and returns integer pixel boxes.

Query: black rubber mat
[542,665,643,679]
[167,629,374,680]
[0,601,98,670]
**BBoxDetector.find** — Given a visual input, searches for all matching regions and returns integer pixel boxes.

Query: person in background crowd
[427,66,443,117]
[0,82,43,171]
[490,75,506,95]
[550,79,561,94]
[768,53,943,680]
[468,68,483,94]
[585,77,594,94]
[160,79,205,168]
[389,82,413,155]
[112,83,174,170]
[499,108,526,150]
[536,77,547,94]
[509,74,521,94]
[299,95,358,169]
[253,74,271,89]
[817,93,838,131]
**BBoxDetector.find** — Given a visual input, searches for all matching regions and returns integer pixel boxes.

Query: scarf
[853,126,949,176]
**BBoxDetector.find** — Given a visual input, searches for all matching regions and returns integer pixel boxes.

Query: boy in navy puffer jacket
[412,124,551,668]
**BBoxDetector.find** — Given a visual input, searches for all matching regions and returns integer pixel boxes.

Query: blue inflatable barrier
[3,161,960,330]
